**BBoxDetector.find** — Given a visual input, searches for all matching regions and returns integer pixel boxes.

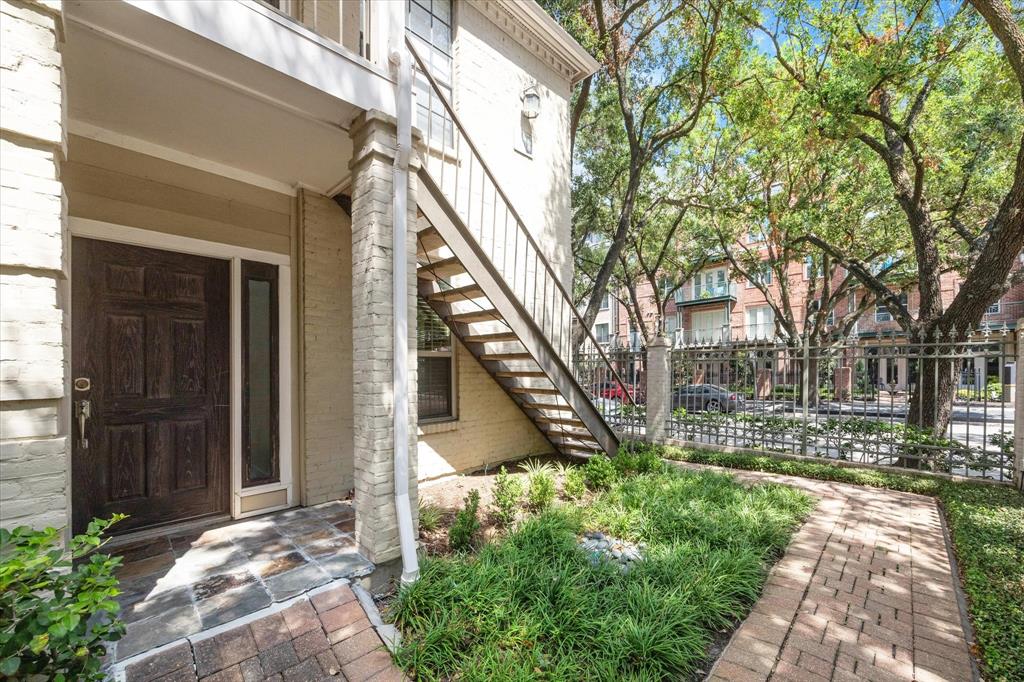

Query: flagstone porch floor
[110,500,374,662]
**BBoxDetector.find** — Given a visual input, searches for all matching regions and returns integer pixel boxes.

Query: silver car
[672,384,744,413]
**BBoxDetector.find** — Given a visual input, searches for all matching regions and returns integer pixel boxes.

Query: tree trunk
[904,355,962,470]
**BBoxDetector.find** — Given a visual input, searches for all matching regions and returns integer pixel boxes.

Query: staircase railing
[406,37,636,414]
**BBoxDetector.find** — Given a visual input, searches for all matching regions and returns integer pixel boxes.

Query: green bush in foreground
[0,516,125,681]
[490,466,523,527]
[653,443,1024,682]
[391,467,812,680]
[583,455,617,491]
[448,490,481,553]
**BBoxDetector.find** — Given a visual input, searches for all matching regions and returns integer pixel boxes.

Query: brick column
[348,111,419,563]
[645,336,670,444]
[0,0,68,531]
[1015,320,1023,491]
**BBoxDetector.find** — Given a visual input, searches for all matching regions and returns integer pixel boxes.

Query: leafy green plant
[527,470,556,510]
[389,467,811,680]
[583,456,617,491]
[491,467,523,527]
[418,503,443,533]
[519,459,554,477]
[562,468,587,500]
[447,490,481,553]
[0,516,126,681]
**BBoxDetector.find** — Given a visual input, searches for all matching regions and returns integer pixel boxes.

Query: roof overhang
[473,0,601,85]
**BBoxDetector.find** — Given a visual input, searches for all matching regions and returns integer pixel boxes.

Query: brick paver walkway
[683,464,977,682]
[119,582,407,682]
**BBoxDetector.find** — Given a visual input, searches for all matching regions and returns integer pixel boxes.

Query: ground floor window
[242,260,279,487]
[418,299,455,421]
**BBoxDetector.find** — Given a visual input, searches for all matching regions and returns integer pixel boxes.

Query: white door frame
[69,217,295,520]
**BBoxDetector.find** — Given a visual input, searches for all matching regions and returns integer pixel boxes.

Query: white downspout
[389,46,420,585]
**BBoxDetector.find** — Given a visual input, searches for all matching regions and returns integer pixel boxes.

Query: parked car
[592,381,645,403]
[672,384,744,413]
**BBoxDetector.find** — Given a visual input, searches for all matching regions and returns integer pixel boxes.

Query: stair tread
[495,370,547,378]
[428,284,484,302]
[448,308,502,323]
[463,332,519,343]
[417,225,446,254]
[480,352,533,361]
[535,416,585,426]
[507,386,560,395]
[417,256,465,280]
[522,402,574,411]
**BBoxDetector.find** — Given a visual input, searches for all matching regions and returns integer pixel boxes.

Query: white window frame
[595,322,610,344]
[745,305,774,340]
[69,217,295,519]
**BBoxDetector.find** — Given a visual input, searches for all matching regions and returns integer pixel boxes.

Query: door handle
[75,400,91,450]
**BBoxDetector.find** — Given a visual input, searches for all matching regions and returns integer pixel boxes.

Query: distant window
[417,299,455,421]
[986,302,1001,315]
[595,323,610,343]
[745,305,774,340]
[747,266,772,287]
[600,293,610,310]
[804,256,822,280]
[408,0,454,147]
[875,293,908,322]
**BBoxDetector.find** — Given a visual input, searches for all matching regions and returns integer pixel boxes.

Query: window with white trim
[417,299,455,421]
[595,323,610,344]
[407,0,454,147]
[745,305,774,340]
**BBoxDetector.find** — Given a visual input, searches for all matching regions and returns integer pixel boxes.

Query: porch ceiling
[65,1,369,195]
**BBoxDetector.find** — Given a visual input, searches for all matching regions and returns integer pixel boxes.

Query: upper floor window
[986,301,1001,315]
[408,0,454,147]
[594,323,610,344]
[804,256,822,280]
[599,292,610,310]
[746,266,772,287]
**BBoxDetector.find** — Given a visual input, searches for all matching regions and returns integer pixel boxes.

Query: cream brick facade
[299,189,354,504]
[418,341,552,480]
[454,2,573,286]
[0,0,67,531]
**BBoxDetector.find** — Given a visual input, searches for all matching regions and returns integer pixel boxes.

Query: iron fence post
[801,334,810,457]
[1015,320,1023,490]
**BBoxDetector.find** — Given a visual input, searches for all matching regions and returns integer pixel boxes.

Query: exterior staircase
[408,38,633,458]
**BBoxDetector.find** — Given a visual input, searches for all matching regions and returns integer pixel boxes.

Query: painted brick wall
[0,0,67,531]
[453,2,573,286]
[418,341,553,480]
[299,189,354,505]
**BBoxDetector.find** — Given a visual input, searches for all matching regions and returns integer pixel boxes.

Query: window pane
[418,356,452,419]
[417,299,451,351]
[243,262,279,487]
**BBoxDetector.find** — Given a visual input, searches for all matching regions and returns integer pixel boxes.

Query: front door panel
[71,238,230,534]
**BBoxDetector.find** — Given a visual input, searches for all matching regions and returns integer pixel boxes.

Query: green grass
[654,444,1024,682]
[389,466,812,680]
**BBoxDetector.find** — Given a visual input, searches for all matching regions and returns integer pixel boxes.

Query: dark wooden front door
[71,238,230,535]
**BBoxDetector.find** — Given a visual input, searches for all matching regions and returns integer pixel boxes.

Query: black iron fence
[573,342,647,437]
[663,329,1017,482]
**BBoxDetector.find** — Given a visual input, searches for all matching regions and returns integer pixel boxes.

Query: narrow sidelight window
[242,260,279,487]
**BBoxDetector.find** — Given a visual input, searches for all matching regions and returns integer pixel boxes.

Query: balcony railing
[675,282,739,305]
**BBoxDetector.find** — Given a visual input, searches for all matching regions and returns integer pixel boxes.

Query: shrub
[448,490,481,552]
[562,468,587,500]
[583,456,616,490]
[527,471,556,510]
[491,467,523,526]
[0,516,125,681]
[418,503,443,533]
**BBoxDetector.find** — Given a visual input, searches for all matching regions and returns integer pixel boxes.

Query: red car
[592,381,644,403]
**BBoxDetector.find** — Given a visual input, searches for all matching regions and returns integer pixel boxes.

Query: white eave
[473,0,601,85]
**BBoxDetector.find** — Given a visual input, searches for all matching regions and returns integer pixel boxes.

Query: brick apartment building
[594,243,1024,390]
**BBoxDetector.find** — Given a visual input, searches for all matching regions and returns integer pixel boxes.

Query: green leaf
[0,657,20,676]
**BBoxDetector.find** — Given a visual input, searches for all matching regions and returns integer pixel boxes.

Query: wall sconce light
[521,85,541,119]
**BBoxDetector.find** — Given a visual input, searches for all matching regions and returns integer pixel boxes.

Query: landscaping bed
[655,443,1024,682]
[388,452,812,680]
